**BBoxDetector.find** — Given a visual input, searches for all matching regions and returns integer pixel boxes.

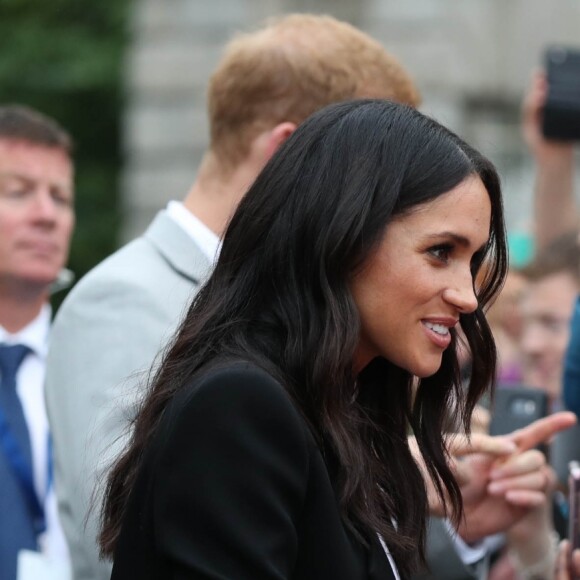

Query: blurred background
[2,0,579,306]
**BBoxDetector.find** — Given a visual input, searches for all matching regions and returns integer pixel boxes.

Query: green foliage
[0,0,131,308]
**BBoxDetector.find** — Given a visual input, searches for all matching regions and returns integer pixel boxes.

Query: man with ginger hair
[45,14,419,580]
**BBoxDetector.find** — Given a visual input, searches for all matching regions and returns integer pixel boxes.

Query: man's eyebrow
[0,171,72,193]
[0,171,30,181]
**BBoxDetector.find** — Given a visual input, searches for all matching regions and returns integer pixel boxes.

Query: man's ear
[264,122,297,161]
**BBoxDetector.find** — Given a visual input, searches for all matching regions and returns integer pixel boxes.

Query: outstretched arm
[522,70,577,251]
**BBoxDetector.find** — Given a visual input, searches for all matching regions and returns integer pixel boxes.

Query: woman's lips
[421,319,456,349]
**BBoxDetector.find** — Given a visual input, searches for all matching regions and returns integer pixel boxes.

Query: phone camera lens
[510,398,537,416]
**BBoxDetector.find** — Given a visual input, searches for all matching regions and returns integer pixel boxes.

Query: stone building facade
[123,0,580,248]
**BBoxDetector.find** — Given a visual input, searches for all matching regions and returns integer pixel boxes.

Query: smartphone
[489,386,548,437]
[542,45,580,140]
[570,461,580,552]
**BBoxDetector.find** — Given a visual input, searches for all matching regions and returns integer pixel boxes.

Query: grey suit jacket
[412,518,487,580]
[45,211,211,580]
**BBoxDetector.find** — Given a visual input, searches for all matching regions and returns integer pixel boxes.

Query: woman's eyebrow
[425,231,489,250]
[424,232,470,247]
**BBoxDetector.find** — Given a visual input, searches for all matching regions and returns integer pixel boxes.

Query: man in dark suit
[0,105,74,579]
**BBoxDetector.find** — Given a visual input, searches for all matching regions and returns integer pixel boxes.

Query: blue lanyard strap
[0,404,49,536]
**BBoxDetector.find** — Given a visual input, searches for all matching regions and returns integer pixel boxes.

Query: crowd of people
[1,12,580,580]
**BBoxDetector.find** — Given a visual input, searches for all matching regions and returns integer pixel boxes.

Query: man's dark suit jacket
[111,361,397,579]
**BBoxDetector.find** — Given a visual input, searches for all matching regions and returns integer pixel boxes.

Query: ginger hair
[207,13,420,167]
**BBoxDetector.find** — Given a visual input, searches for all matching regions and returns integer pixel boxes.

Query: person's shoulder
[186,360,295,411]
[53,221,181,325]
[170,360,309,442]
[152,359,312,484]
[51,238,161,331]
[71,236,161,294]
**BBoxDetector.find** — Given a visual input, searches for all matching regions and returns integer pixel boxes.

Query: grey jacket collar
[144,210,212,284]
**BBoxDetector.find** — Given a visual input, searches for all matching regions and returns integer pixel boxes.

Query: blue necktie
[0,344,37,580]
[0,344,33,470]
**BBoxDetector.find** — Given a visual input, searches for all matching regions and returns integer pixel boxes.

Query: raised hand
[414,412,577,542]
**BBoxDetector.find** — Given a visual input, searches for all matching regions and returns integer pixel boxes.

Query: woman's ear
[264,122,297,161]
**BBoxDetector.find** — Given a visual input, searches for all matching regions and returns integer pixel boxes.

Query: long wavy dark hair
[100,100,507,576]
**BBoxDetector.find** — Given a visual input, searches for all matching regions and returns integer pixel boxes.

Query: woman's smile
[352,175,491,377]
[421,318,458,349]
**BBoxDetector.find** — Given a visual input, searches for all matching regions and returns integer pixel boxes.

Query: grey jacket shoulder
[52,211,214,352]
[60,211,210,312]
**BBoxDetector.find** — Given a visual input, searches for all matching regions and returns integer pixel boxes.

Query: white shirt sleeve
[442,518,503,565]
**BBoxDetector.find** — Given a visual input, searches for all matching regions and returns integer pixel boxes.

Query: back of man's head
[0,105,73,154]
[207,13,419,167]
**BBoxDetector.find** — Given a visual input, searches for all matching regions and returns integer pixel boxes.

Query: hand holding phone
[542,45,580,141]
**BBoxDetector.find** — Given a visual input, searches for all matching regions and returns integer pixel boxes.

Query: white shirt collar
[0,303,51,358]
[166,201,221,265]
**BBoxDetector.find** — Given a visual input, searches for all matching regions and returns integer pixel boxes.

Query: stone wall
[123,0,580,242]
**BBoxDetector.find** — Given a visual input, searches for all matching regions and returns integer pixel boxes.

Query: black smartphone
[489,386,548,437]
[570,461,580,551]
[542,45,580,140]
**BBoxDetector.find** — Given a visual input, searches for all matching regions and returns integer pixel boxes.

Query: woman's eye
[428,245,452,262]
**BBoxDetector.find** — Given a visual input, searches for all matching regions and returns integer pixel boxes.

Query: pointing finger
[508,412,577,452]
[446,433,517,457]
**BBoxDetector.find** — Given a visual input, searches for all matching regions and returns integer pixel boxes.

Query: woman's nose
[442,279,478,314]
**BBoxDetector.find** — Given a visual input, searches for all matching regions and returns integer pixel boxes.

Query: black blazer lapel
[368,535,398,580]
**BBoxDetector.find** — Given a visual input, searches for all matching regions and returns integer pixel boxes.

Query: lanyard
[0,404,52,537]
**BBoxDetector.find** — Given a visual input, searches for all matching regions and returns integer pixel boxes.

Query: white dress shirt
[0,305,70,564]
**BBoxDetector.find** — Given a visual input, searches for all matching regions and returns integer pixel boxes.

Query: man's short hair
[208,13,420,167]
[0,105,73,154]
[522,230,580,286]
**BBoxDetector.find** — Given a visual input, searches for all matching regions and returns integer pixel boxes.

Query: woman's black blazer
[110,361,397,579]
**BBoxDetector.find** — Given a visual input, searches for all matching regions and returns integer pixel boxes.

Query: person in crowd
[519,231,580,410]
[45,14,423,580]
[483,233,580,579]
[0,105,73,578]
[488,457,560,579]
[97,98,543,578]
[520,69,580,418]
[522,71,578,253]
[415,411,574,579]
[486,269,528,386]
[484,233,580,579]
[565,301,580,417]
[490,474,580,580]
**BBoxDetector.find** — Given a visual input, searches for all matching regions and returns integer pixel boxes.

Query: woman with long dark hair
[99,99,508,579]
